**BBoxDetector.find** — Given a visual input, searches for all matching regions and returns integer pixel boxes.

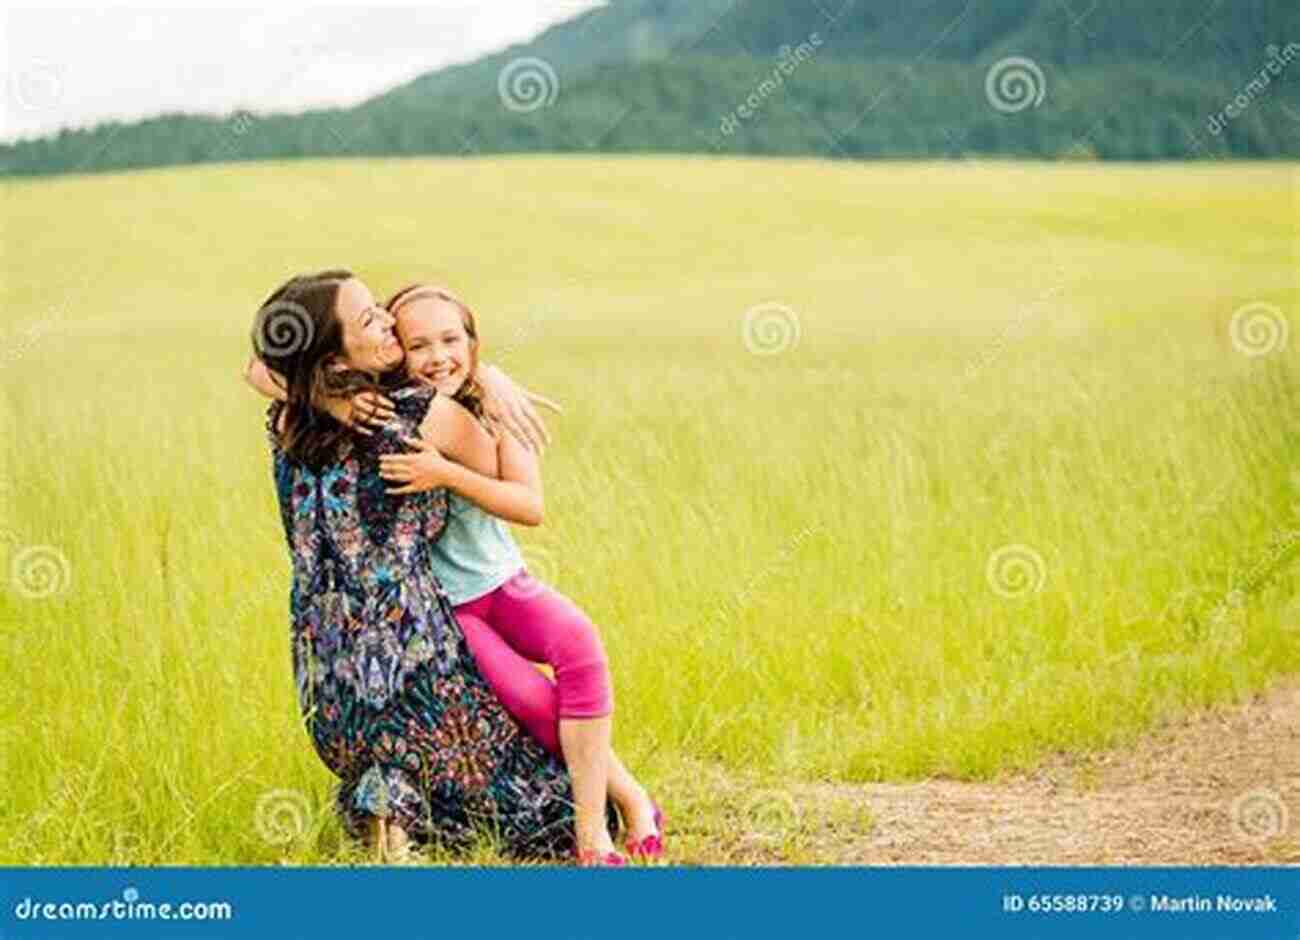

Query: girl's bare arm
[387,398,544,525]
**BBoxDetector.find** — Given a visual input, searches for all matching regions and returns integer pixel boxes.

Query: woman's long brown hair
[252,269,402,469]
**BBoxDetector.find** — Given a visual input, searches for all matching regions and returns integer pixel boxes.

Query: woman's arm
[382,400,544,526]
[242,356,394,432]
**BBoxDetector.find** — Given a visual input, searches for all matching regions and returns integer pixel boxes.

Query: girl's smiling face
[394,295,476,396]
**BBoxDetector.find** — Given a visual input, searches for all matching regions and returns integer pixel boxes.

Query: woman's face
[395,297,474,397]
[335,277,403,373]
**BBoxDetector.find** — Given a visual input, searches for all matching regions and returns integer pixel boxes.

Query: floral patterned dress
[267,385,606,858]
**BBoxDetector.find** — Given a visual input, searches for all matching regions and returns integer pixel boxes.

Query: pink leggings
[454,570,613,757]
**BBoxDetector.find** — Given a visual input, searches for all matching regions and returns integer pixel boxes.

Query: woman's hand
[346,391,396,436]
[379,436,455,494]
[319,390,396,436]
[477,364,563,454]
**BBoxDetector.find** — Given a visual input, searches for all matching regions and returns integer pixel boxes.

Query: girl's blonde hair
[384,283,487,421]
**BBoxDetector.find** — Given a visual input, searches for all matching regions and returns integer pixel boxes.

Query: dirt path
[684,679,1300,865]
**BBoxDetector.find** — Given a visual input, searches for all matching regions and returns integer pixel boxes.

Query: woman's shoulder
[388,381,434,404]
[388,382,438,425]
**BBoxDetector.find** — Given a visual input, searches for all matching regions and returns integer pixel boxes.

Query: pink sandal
[576,848,629,867]
[625,799,665,858]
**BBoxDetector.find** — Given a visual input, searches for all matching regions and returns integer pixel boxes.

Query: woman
[248,283,664,861]
[253,268,619,862]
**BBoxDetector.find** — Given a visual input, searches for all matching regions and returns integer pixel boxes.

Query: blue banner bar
[2,867,1295,939]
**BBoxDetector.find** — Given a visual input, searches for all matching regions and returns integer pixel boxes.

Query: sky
[0,2,605,143]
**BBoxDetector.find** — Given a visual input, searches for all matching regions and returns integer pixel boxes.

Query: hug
[245,270,662,865]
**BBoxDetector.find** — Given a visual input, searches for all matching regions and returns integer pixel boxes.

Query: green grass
[0,156,1296,864]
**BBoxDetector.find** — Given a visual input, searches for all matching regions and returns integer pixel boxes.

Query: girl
[247,284,663,864]
[377,284,663,864]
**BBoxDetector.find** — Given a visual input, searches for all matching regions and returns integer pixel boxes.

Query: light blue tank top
[430,492,525,606]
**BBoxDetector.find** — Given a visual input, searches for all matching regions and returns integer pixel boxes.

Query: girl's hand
[244,356,287,401]
[477,364,562,455]
[379,436,454,494]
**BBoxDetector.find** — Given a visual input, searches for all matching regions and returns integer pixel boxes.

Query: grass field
[0,156,1296,865]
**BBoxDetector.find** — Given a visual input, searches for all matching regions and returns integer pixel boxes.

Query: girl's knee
[547,615,607,667]
[552,644,613,719]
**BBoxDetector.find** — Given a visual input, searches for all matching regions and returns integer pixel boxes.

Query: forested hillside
[4,0,1297,176]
